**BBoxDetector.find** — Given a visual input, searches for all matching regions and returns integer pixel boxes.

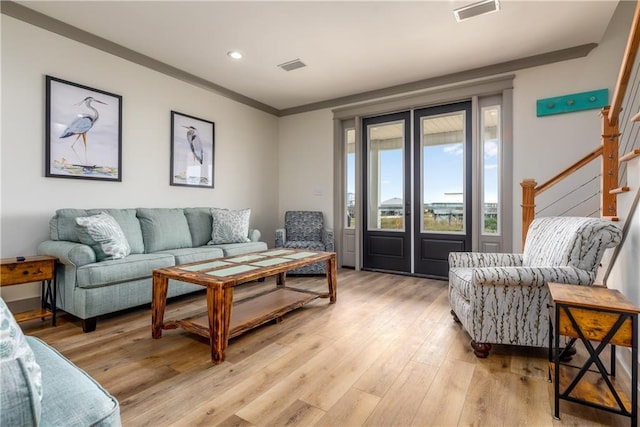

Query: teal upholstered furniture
[448,216,622,358]
[1,297,120,426]
[37,207,267,332]
[275,211,334,275]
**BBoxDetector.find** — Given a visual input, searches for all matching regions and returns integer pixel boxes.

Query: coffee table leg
[276,272,286,288]
[208,284,233,364]
[326,256,337,303]
[152,272,168,339]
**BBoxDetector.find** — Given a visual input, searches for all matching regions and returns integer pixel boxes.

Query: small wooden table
[152,249,337,364]
[1,255,58,326]
[548,282,638,426]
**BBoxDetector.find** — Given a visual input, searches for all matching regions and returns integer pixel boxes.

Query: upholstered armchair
[275,211,334,274]
[448,216,622,358]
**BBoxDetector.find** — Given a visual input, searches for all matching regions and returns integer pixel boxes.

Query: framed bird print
[170,111,215,188]
[45,75,122,181]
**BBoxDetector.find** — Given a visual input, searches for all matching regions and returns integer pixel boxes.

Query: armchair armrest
[322,228,334,252]
[275,228,286,248]
[472,266,595,288]
[37,240,96,267]
[449,252,523,268]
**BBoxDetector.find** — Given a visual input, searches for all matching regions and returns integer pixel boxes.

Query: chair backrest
[522,216,622,272]
[285,211,324,241]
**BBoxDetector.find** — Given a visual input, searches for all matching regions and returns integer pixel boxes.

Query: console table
[548,282,638,426]
[1,255,57,326]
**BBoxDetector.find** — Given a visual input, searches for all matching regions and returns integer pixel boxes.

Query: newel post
[521,179,537,249]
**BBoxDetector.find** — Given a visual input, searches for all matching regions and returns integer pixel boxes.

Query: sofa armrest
[449,252,523,268]
[275,228,286,248]
[472,266,595,288]
[248,229,261,242]
[322,228,335,252]
[37,240,96,267]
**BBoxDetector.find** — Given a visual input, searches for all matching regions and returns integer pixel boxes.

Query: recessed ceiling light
[454,0,500,23]
[227,50,243,60]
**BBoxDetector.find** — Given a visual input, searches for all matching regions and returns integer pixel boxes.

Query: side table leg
[151,273,168,339]
[208,285,233,364]
[326,256,337,303]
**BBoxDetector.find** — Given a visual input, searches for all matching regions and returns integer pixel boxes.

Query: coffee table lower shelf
[163,287,323,340]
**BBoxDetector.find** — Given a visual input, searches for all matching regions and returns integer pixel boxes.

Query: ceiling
[8,1,622,115]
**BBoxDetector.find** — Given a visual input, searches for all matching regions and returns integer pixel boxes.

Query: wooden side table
[548,282,638,426]
[0,255,58,326]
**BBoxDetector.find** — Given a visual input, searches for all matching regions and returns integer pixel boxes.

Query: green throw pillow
[209,208,251,244]
[76,212,131,261]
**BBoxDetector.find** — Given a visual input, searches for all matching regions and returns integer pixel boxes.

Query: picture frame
[45,75,122,181]
[170,110,215,188]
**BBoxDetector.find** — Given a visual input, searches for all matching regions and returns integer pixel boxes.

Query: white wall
[0,16,280,301]
[277,109,334,228]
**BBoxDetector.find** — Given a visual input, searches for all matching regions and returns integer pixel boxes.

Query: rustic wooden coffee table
[151,248,337,364]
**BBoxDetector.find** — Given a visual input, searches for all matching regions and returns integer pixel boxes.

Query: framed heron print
[45,75,122,181]
[170,111,215,188]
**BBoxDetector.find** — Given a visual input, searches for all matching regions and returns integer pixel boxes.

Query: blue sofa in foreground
[1,297,120,426]
[38,207,267,332]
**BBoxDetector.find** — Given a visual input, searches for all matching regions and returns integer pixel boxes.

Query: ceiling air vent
[454,0,500,22]
[278,58,307,72]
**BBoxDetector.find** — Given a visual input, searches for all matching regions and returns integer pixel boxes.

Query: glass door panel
[367,122,405,231]
[421,113,466,234]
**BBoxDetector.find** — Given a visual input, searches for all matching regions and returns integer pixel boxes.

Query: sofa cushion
[137,208,192,253]
[76,254,175,289]
[27,336,121,427]
[156,247,224,265]
[0,297,42,425]
[51,208,89,242]
[213,241,268,257]
[76,213,132,261]
[183,207,213,248]
[87,209,145,255]
[209,208,251,244]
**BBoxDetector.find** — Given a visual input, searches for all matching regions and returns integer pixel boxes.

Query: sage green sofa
[37,207,267,332]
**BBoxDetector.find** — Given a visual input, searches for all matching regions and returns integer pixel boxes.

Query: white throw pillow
[209,208,251,244]
[0,297,43,402]
[76,212,131,261]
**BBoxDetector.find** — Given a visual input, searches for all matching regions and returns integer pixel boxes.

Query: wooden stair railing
[521,1,640,247]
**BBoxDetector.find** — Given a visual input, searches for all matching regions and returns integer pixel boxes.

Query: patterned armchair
[275,211,334,275]
[448,216,622,358]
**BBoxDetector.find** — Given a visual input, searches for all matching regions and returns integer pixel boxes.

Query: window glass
[345,128,355,228]
[482,106,500,235]
[421,113,465,233]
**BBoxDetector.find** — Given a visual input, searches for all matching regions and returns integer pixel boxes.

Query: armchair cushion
[285,211,323,241]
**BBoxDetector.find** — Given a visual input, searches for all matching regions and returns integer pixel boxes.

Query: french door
[362,102,472,278]
[362,112,412,273]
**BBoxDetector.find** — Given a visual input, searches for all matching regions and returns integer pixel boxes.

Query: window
[345,128,356,228]
[481,106,500,235]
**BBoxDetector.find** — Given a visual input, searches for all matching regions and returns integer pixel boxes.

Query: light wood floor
[22,269,635,426]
